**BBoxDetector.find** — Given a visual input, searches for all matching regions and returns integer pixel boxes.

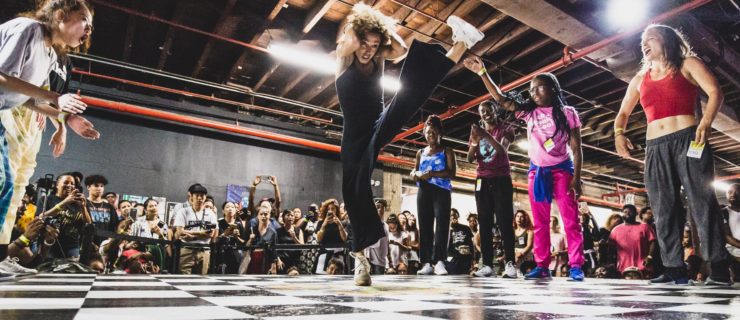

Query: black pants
[340,41,455,252]
[475,176,515,266]
[645,126,729,268]
[417,181,452,264]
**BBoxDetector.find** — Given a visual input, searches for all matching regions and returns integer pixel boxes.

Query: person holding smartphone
[37,172,92,260]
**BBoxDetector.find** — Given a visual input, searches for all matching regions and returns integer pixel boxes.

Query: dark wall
[30,113,382,212]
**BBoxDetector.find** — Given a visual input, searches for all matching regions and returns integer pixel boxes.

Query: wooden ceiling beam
[303,0,337,34]
[192,0,238,78]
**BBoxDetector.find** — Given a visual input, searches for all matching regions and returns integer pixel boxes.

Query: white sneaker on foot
[447,15,484,49]
[0,257,37,275]
[433,260,448,275]
[473,265,494,277]
[502,261,517,279]
[417,263,433,275]
[351,252,372,286]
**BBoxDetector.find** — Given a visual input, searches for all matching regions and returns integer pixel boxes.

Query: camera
[36,174,55,191]
[157,221,165,229]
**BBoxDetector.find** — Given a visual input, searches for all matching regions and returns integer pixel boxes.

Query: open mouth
[79,34,88,45]
[644,48,651,56]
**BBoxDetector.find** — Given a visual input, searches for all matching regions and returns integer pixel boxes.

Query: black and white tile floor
[0,273,738,319]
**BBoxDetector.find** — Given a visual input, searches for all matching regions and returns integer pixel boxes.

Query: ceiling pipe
[391,0,713,144]
[80,95,624,209]
[69,54,344,117]
[72,69,335,125]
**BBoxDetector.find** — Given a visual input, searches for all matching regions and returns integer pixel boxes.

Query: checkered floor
[0,273,738,320]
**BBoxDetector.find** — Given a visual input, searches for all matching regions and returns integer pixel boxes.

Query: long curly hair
[21,0,94,55]
[319,198,340,219]
[347,3,395,47]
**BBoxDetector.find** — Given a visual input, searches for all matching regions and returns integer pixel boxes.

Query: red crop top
[639,69,698,123]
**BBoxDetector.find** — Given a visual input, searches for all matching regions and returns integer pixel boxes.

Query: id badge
[518,237,525,245]
[543,138,555,153]
[687,141,705,159]
[476,179,482,191]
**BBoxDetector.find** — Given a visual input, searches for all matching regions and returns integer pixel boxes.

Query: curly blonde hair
[347,3,396,46]
[319,198,340,219]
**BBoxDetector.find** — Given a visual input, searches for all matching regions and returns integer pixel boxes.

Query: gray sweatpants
[645,126,728,269]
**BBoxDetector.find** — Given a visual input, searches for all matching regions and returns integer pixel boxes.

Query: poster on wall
[122,194,147,205]
[165,202,181,224]
[226,184,250,209]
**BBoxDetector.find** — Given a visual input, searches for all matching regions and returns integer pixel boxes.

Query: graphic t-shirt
[172,206,218,245]
[86,200,119,243]
[45,195,86,253]
[475,126,514,178]
[516,106,581,167]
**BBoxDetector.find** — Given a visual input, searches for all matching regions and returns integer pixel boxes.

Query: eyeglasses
[528,85,548,95]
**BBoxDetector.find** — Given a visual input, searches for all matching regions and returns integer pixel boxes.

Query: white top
[172,205,218,245]
[549,232,567,270]
[387,230,409,268]
[726,207,740,257]
[0,17,57,110]
[364,223,389,268]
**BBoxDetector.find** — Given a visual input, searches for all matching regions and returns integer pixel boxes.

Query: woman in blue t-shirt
[412,115,456,276]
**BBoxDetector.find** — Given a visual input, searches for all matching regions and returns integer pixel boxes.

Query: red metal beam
[81,95,624,208]
[390,0,713,143]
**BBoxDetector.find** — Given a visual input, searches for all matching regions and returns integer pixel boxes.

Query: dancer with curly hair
[336,3,483,286]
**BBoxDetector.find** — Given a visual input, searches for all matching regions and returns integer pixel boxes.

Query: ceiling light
[267,42,335,74]
[607,0,648,29]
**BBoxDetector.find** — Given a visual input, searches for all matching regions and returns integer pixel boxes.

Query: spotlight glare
[713,181,730,192]
[382,76,402,92]
[267,43,335,74]
[516,139,529,150]
[607,0,647,29]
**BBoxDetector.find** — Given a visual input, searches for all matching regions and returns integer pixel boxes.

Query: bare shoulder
[336,55,354,79]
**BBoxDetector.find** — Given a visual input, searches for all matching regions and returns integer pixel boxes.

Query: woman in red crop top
[614,24,730,285]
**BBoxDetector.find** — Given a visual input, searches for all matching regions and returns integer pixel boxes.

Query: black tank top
[336,58,384,132]
[515,230,528,249]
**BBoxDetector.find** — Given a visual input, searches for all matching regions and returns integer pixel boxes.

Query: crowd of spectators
[0,171,738,283]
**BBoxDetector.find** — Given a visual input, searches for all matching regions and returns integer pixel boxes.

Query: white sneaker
[417,263,433,275]
[0,257,37,275]
[473,265,494,277]
[447,15,484,49]
[433,260,448,275]
[502,261,517,279]
[350,252,372,286]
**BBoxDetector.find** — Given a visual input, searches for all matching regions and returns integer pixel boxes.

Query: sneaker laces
[3,257,32,272]
[350,253,370,273]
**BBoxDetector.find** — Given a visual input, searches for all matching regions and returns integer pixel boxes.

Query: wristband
[57,112,68,123]
[53,204,62,211]
[18,235,31,246]
[44,239,55,246]
[614,128,624,136]
[477,67,486,76]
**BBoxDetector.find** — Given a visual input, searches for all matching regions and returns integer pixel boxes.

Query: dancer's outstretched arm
[463,57,517,111]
